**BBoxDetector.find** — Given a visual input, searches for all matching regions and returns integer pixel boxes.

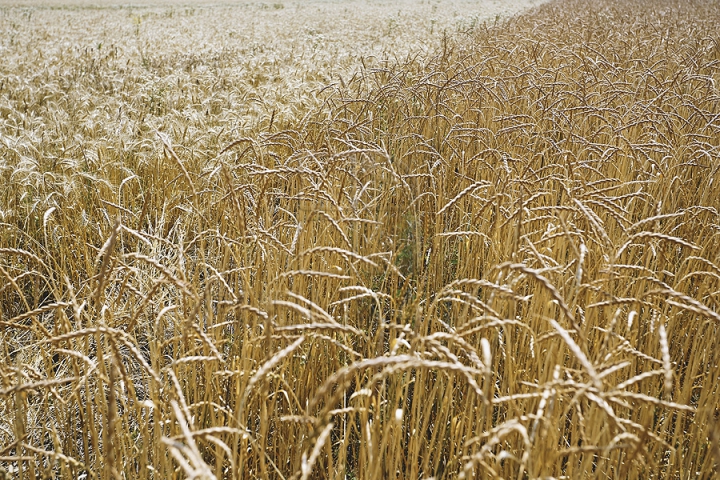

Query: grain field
[1,0,719,478]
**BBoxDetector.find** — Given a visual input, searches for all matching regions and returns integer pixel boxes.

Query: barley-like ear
[276,322,364,336]
[437,181,491,215]
[609,391,695,412]
[162,400,216,480]
[530,364,560,442]
[298,246,379,268]
[460,420,530,479]
[573,198,613,249]
[94,217,121,286]
[549,319,601,391]
[646,288,720,323]
[0,376,78,395]
[614,369,665,391]
[436,230,491,242]
[22,443,86,471]
[0,248,51,273]
[157,131,198,198]
[276,270,352,281]
[300,422,334,480]
[6,302,69,328]
[0,264,32,314]
[615,231,700,260]
[628,212,684,231]
[314,210,352,248]
[124,252,193,296]
[499,262,579,331]
[238,336,305,418]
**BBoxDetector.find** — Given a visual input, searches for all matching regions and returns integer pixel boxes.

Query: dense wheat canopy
[1,0,719,478]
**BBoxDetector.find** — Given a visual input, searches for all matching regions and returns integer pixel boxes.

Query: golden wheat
[1,0,719,478]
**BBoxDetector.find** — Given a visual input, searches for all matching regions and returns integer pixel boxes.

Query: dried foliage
[1,0,720,478]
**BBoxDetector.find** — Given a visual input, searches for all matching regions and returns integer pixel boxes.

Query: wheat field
[1,0,719,478]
